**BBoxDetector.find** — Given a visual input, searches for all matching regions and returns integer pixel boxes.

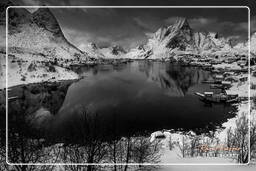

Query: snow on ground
[149,62,253,164]
[217,102,249,141]
[3,52,79,89]
[212,62,242,71]
[158,165,256,171]
[150,130,238,164]
[161,148,235,164]
[7,61,78,88]
[225,77,252,98]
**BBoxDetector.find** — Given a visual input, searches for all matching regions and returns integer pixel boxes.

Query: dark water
[53,61,235,140]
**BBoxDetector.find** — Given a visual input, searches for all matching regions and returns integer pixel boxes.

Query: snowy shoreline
[149,59,253,164]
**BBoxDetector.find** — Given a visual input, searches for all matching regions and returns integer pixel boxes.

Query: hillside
[0,2,92,88]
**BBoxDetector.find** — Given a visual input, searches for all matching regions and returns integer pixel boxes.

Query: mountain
[99,45,127,58]
[78,42,105,59]
[125,17,243,59]
[0,3,90,88]
[78,43,127,59]
[7,7,86,60]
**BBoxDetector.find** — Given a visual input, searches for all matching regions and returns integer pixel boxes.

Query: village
[147,52,255,163]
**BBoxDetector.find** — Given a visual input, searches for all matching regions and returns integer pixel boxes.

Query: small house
[215,75,224,82]
[239,76,248,82]
[221,81,231,86]
[204,92,213,97]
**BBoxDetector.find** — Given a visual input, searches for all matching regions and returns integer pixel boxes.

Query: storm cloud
[13,0,255,50]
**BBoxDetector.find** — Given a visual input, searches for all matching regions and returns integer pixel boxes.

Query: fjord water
[54,61,235,140]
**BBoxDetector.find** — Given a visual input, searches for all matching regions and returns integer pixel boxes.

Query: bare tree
[130,136,161,170]
[226,113,249,163]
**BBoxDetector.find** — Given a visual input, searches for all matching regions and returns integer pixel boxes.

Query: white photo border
[5,5,251,166]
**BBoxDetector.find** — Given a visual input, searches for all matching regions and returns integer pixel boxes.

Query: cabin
[223,72,235,77]
[215,75,224,79]
[239,76,248,82]
[215,75,224,83]
[212,69,221,73]
[224,76,238,83]
[225,92,239,102]
[225,58,237,64]
[204,92,213,97]
[226,93,239,99]
[204,92,226,102]
[237,60,247,66]
[202,63,212,67]
[153,131,166,139]
[221,81,232,87]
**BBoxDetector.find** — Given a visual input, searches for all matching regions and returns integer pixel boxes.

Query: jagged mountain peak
[32,7,52,17]
[32,8,63,36]
[7,6,86,59]
[128,16,238,59]
[88,42,98,50]
[171,17,190,30]
[111,45,126,55]
[154,17,191,42]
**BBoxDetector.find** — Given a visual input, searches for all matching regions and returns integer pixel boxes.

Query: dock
[194,92,239,103]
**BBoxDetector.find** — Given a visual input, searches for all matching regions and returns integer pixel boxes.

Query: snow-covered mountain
[125,18,247,59]
[99,45,127,59]
[78,42,105,59]
[78,43,127,59]
[0,1,90,88]
[8,7,87,60]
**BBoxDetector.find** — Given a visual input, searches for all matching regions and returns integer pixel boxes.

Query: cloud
[62,23,147,50]
[62,27,104,49]
[12,4,254,48]
[164,17,181,25]
[133,17,158,31]
[133,15,167,32]
[188,17,218,27]
[163,16,250,42]
[133,17,150,30]
[189,17,248,40]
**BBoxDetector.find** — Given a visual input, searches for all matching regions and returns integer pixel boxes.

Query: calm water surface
[53,61,236,139]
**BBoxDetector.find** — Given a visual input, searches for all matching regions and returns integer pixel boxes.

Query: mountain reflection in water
[5,61,238,164]
[53,61,235,140]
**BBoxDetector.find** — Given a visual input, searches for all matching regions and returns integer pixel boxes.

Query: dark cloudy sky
[12,0,256,49]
